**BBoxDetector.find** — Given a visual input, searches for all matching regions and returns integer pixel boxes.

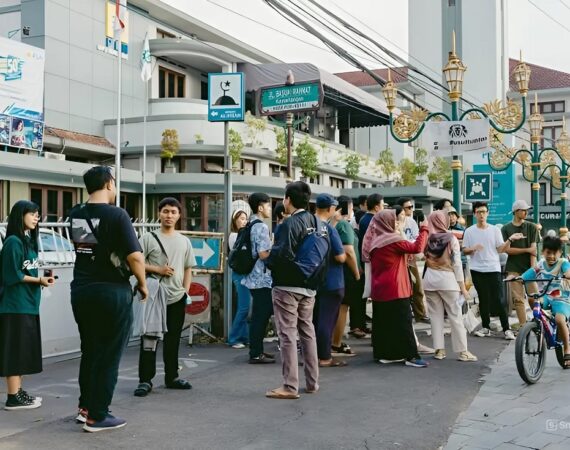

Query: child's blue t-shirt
[521,258,570,307]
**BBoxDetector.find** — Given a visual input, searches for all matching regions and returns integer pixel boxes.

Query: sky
[162,0,570,75]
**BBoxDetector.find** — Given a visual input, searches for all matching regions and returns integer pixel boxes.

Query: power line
[559,0,570,12]
[528,0,570,33]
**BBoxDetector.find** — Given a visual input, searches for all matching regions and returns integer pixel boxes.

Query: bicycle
[505,276,570,384]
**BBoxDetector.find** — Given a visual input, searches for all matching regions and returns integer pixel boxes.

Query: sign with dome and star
[207,72,244,122]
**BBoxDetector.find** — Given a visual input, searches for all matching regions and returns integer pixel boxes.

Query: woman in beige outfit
[424,211,477,362]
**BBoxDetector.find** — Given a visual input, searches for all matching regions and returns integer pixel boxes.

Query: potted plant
[294,136,319,181]
[377,148,396,185]
[245,111,267,147]
[161,128,180,173]
[194,133,204,145]
[228,128,244,168]
[344,152,361,186]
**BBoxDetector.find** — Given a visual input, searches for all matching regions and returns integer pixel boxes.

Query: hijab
[425,210,454,259]
[361,209,405,262]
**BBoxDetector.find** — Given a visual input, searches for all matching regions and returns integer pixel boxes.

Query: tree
[160,129,179,160]
[273,127,288,166]
[244,111,267,147]
[428,157,453,189]
[228,128,244,167]
[376,148,396,180]
[398,158,416,186]
[344,153,361,180]
[414,147,429,176]
[294,136,319,178]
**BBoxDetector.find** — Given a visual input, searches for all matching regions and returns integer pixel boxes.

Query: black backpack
[228,219,262,275]
[293,215,330,289]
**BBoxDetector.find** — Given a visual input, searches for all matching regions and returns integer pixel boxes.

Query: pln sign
[464,172,492,202]
[208,73,244,122]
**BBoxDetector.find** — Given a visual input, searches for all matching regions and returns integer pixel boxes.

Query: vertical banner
[105,1,129,57]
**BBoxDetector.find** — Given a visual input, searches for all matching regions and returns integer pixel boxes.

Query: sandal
[165,379,192,390]
[348,328,367,339]
[134,382,152,397]
[331,343,356,357]
[319,358,348,367]
[265,388,300,400]
[564,354,570,369]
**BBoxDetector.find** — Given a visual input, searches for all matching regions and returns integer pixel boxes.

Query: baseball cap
[316,193,339,209]
[446,206,459,216]
[512,199,531,213]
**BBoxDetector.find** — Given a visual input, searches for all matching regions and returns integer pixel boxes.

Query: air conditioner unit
[43,151,66,161]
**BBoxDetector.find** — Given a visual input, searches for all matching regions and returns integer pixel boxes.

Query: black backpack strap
[150,231,169,264]
[81,204,99,240]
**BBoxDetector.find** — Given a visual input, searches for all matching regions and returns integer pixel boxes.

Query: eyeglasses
[475,210,488,214]
[404,205,414,210]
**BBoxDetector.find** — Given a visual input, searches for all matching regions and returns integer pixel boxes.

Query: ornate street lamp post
[382,34,530,212]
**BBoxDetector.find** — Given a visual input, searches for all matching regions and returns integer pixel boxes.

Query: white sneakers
[474,328,515,340]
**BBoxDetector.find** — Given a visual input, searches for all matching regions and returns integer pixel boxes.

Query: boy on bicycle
[521,236,570,367]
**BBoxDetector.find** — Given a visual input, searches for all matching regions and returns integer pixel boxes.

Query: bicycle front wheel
[515,320,547,384]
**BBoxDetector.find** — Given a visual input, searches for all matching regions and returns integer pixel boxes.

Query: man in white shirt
[397,197,429,324]
[463,201,524,340]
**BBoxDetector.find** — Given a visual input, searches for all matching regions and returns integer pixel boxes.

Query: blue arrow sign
[188,237,223,271]
[208,72,244,122]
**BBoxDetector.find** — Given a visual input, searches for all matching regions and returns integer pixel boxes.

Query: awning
[237,62,390,128]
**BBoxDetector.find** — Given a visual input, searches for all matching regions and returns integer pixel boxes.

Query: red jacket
[370,227,429,302]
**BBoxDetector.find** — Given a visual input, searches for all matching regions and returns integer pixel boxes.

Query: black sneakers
[4,390,42,410]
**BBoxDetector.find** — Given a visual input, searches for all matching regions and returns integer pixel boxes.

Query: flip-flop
[319,359,348,367]
[265,388,300,400]
[564,354,570,369]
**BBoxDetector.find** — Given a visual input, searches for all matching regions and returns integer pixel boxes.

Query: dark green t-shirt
[336,219,360,276]
[0,235,41,315]
[501,221,539,274]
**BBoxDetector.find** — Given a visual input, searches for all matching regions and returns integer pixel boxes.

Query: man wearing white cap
[501,200,540,325]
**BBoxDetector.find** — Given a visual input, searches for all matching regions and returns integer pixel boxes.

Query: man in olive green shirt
[501,200,539,325]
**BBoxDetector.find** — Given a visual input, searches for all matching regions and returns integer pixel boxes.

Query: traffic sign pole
[223,120,232,340]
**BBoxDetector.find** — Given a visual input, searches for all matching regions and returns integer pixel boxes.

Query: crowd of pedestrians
[0,165,550,432]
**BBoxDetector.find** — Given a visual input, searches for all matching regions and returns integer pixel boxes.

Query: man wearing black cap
[501,200,539,325]
[313,194,346,367]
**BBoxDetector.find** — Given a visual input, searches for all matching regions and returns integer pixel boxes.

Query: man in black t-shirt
[69,166,147,433]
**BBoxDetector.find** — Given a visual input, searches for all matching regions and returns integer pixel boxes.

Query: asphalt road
[0,332,508,450]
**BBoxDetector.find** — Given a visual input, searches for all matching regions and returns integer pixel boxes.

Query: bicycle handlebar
[503,276,563,300]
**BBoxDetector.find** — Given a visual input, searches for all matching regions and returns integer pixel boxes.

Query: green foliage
[245,111,267,147]
[344,152,361,180]
[376,148,396,179]
[274,128,288,166]
[398,158,416,186]
[194,133,203,142]
[428,157,453,189]
[414,147,429,176]
[295,137,319,178]
[228,128,244,166]
[160,129,179,159]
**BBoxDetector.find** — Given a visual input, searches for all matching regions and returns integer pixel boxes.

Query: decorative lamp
[528,93,543,144]
[382,68,397,112]
[443,31,467,101]
[512,51,531,96]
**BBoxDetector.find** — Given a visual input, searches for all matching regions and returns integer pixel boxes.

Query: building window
[30,185,76,222]
[182,157,202,173]
[159,67,185,98]
[182,195,202,231]
[120,193,139,219]
[329,177,345,189]
[270,164,288,178]
[201,80,208,101]
[309,174,321,185]
[207,194,223,232]
[241,159,257,175]
[542,126,563,147]
[157,29,175,39]
[530,101,565,114]
[204,157,224,173]
[162,157,181,173]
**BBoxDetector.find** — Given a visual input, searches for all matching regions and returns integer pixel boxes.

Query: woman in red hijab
[424,211,477,362]
[362,209,429,367]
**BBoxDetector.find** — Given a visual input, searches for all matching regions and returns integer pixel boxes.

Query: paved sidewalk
[445,341,570,450]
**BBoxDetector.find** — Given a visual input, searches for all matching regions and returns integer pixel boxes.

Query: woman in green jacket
[0,200,55,410]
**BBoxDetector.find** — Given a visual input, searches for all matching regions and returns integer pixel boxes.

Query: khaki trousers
[425,290,468,353]
[409,265,427,319]
[508,272,536,325]
[272,287,319,394]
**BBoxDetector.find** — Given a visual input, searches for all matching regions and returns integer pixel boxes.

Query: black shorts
[0,313,42,376]
[343,274,364,306]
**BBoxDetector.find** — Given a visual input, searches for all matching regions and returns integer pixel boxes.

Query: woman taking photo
[423,211,477,362]
[362,209,429,368]
[227,210,252,349]
[0,200,55,410]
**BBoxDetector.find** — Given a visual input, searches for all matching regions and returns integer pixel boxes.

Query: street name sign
[464,172,492,202]
[208,72,244,122]
[260,81,321,115]
[183,232,224,272]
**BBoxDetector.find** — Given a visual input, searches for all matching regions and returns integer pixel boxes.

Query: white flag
[422,119,490,157]
[113,0,126,40]
[140,33,152,82]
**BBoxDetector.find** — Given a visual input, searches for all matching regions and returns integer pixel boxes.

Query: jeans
[249,288,273,358]
[228,273,252,345]
[139,295,186,385]
[471,270,510,332]
[71,282,133,422]
[314,288,344,360]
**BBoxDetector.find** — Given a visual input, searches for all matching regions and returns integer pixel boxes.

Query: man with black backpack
[266,181,328,399]
[69,166,148,432]
[240,193,274,364]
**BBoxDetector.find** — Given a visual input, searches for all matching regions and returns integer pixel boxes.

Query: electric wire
[528,0,570,33]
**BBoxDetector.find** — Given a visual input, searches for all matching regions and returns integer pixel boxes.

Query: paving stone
[492,444,532,450]
[444,432,471,450]
[513,431,565,448]
[543,438,570,449]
